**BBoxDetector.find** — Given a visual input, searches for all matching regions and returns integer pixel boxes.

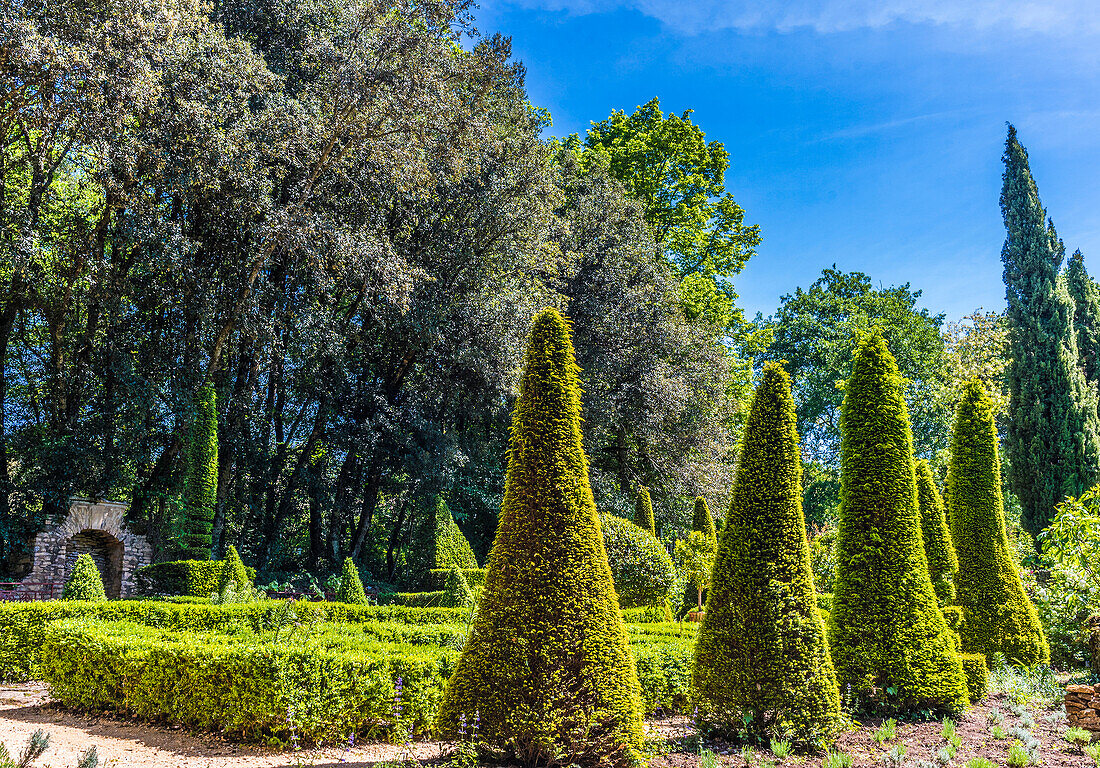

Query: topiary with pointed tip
[948,378,1049,666]
[693,363,841,742]
[335,557,368,605]
[692,496,716,546]
[442,564,476,609]
[216,545,251,594]
[436,308,643,765]
[634,487,655,536]
[61,554,107,601]
[829,332,969,714]
[915,459,957,605]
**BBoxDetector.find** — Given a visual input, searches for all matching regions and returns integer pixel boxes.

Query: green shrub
[829,332,969,714]
[817,592,833,615]
[61,554,107,602]
[335,558,368,605]
[600,513,675,609]
[216,546,251,593]
[630,635,692,713]
[692,496,716,546]
[378,591,446,607]
[441,566,475,609]
[915,459,957,604]
[137,560,256,598]
[436,308,644,763]
[621,605,670,623]
[179,384,218,560]
[947,379,1049,666]
[635,486,656,536]
[941,606,964,634]
[959,653,988,704]
[409,497,478,586]
[693,363,841,742]
[429,568,485,589]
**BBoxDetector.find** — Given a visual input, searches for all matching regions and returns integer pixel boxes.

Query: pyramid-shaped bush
[441,564,476,609]
[829,332,969,714]
[634,486,655,536]
[335,557,368,604]
[948,379,1048,665]
[693,363,841,741]
[436,308,643,765]
[411,496,478,584]
[692,496,717,546]
[216,545,251,594]
[915,459,957,604]
[61,554,107,601]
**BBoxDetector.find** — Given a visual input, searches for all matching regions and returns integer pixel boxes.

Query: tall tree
[1065,250,1100,388]
[180,385,218,560]
[1001,125,1100,537]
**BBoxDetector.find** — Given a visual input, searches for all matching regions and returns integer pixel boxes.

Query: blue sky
[475,0,1100,320]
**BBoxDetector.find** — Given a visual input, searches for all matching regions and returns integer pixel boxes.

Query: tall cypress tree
[693,363,841,742]
[634,486,655,536]
[829,332,968,714]
[437,309,643,764]
[1001,125,1100,537]
[915,458,957,604]
[948,379,1049,666]
[180,384,218,560]
[1065,250,1100,388]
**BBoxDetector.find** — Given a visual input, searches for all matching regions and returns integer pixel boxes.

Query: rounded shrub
[61,554,107,602]
[335,557,368,605]
[436,308,644,764]
[634,487,655,536]
[693,363,841,742]
[180,384,218,561]
[829,332,969,714]
[216,546,251,594]
[600,513,675,609]
[947,379,1049,666]
[915,459,958,604]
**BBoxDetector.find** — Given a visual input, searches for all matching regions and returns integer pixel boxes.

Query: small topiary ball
[61,554,108,601]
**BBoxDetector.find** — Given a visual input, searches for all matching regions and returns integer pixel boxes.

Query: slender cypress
[1065,250,1100,388]
[180,384,218,560]
[915,459,957,604]
[634,486,655,536]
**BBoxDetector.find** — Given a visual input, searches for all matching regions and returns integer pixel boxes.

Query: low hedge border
[136,561,258,598]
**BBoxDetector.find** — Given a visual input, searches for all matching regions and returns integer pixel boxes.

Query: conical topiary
[216,545,251,594]
[634,486,655,536]
[180,384,218,560]
[335,557,368,604]
[442,564,476,609]
[436,308,643,764]
[829,332,969,714]
[693,363,841,742]
[61,554,107,601]
[948,379,1049,666]
[692,496,716,546]
[915,459,957,604]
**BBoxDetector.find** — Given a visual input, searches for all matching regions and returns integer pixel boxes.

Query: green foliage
[693,363,841,742]
[829,332,968,714]
[634,486,656,535]
[409,498,479,587]
[824,751,853,768]
[137,560,255,598]
[872,718,897,744]
[335,558,368,605]
[61,554,106,602]
[429,569,486,590]
[1001,126,1100,537]
[216,546,251,594]
[1041,484,1100,599]
[915,459,957,604]
[600,513,675,608]
[948,379,1048,665]
[692,496,716,545]
[180,384,218,560]
[810,526,837,594]
[1065,727,1093,747]
[441,566,475,610]
[436,309,644,763]
[1065,250,1100,389]
[959,653,989,704]
[675,531,715,611]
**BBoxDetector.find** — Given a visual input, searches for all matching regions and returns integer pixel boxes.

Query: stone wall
[20,499,152,598]
[1066,684,1100,737]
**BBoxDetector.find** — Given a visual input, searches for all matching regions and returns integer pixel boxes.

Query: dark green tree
[1001,125,1100,537]
[948,379,1049,665]
[1065,250,1100,388]
[829,332,968,714]
[915,459,957,604]
[693,363,841,742]
[335,557,367,605]
[180,385,218,561]
[634,486,656,536]
[436,309,643,764]
[61,554,107,601]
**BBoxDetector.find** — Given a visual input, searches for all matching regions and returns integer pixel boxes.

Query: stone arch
[62,529,124,598]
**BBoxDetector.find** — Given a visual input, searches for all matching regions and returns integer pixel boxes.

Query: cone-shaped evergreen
[180,384,218,560]
[693,363,841,741]
[692,496,716,545]
[634,486,655,536]
[948,379,1049,665]
[61,554,107,601]
[335,557,368,604]
[1066,250,1100,388]
[829,332,969,714]
[442,564,476,609]
[436,308,643,764]
[216,545,251,593]
[1001,126,1100,537]
[915,459,957,604]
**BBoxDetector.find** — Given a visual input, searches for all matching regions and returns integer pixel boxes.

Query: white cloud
[507,0,1099,36]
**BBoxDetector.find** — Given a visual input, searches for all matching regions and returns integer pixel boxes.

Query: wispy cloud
[506,0,1100,36]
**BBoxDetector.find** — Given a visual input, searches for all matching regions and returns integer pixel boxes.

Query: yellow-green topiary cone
[335,557,368,604]
[216,545,251,594]
[692,496,716,547]
[916,459,958,605]
[829,332,969,714]
[61,554,107,601]
[693,363,841,743]
[436,308,643,764]
[634,486,656,536]
[948,379,1048,665]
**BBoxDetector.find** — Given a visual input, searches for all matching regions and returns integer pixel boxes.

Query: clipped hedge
[137,560,257,598]
[377,591,447,607]
[601,513,675,609]
[959,653,989,703]
[428,568,486,589]
[621,605,671,623]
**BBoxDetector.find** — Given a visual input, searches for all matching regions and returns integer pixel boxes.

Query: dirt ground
[0,685,1085,768]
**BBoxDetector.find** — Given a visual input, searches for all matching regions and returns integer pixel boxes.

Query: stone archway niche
[22,499,151,599]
